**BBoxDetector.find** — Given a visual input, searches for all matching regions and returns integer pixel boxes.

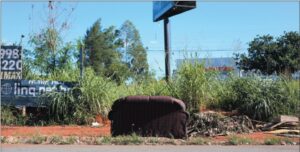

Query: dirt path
[1,125,110,137]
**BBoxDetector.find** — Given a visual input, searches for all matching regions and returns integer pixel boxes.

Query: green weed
[227,135,253,145]
[264,137,281,145]
[26,134,47,144]
[111,133,143,145]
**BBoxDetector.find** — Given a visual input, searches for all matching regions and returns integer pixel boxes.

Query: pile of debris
[262,115,300,138]
[261,115,299,131]
[187,112,255,137]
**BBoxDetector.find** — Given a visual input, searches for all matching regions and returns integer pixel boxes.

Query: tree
[119,20,149,81]
[84,19,129,83]
[276,32,300,76]
[236,31,300,77]
[27,1,77,76]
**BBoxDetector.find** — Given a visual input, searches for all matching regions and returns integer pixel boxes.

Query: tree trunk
[283,67,292,79]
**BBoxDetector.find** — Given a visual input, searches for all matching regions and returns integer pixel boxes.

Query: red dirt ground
[1,125,111,137]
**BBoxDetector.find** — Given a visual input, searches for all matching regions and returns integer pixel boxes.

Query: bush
[1,106,17,125]
[219,77,299,121]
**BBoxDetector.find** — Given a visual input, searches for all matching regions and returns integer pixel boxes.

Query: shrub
[0,106,16,125]
[219,77,299,121]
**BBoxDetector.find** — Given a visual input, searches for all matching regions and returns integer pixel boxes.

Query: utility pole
[164,18,171,82]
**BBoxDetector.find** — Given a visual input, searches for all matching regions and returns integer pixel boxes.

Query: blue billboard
[153,1,196,22]
[1,80,75,106]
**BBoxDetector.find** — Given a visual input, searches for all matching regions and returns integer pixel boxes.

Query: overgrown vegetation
[2,1,298,126]
[218,77,299,121]
[171,61,220,113]
[2,61,299,125]
[3,2,298,125]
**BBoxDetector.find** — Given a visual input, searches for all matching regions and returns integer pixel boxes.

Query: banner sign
[0,45,22,79]
[1,80,76,106]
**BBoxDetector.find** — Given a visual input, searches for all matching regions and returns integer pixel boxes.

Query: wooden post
[22,106,26,116]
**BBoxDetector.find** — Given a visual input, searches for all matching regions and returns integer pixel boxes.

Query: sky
[1,1,299,78]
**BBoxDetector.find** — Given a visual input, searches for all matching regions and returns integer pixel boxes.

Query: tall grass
[40,68,117,124]
[218,77,299,121]
[40,68,173,124]
[170,61,221,113]
[170,61,299,120]
[22,62,300,124]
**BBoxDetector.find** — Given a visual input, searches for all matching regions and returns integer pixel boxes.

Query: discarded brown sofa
[108,96,189,139]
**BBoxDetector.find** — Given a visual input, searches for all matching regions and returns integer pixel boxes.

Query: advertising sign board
[0,45,22,79]
[153,1,196,22]
[1,80,75,106]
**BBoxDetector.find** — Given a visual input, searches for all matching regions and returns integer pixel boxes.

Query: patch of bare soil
[1,125,110,137]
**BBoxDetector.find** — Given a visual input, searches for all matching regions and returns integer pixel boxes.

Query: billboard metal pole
[164,18,171,82]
